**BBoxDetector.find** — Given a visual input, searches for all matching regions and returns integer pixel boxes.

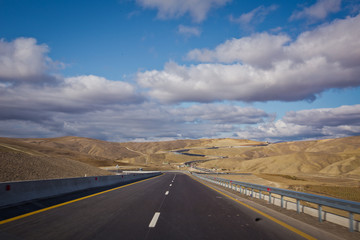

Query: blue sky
[0,0,360,142]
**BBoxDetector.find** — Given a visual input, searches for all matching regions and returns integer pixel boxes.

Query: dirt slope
[21,136,140,160]
[198,136,360,176]
[0,140,112,182]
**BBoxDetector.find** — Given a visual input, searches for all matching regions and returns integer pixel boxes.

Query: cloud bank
[1,11,360,142]
[138,14,360,103]
[236,105,360,141]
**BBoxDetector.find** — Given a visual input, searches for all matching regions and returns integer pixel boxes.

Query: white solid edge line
[149,212,160,228]
[165,191,169,195]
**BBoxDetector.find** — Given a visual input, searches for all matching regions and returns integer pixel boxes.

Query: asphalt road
[0,173,313,240]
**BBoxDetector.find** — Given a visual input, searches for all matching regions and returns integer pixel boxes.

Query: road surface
[0,173,314,240]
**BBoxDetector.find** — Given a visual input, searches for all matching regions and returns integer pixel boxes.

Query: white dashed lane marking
[149,212,160,228]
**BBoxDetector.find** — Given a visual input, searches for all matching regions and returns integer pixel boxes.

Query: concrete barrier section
[0,172,161,207]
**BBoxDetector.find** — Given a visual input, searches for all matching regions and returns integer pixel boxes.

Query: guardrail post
[251,188,254,198]
[259,190,262,200]
[318,205,323,222]
[269,192,272,204]
[281,195,284,208]
[245,187,247,196]
[349,212,354,232]
[297,199,300,214]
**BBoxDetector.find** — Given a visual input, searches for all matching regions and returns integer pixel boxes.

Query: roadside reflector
[6,185,10,191]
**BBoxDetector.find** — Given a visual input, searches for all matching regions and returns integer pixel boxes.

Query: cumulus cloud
[187,33,290,68]
[0,37,55,83]
[230,4,278,28]
[0,36,269,142]
[178,25,201,37]
[290,0,342,21]
[136,0,230,22]
[0,37,144,127]
[138,14,360,103]
[236,104,360,141]
[0,75,142,122]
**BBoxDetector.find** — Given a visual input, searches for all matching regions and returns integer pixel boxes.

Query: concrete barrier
[0,172,161,207]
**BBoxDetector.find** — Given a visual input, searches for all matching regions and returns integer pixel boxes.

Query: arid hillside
[0,137,112,182]
[21,136,140,161]
[0,137,265,181]
[1,136,359,183]
[195,136,360,177]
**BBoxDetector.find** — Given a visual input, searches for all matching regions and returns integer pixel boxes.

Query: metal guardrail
[193,172,360,231]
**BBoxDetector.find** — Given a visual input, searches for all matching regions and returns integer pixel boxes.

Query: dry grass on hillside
[0,145,112,182]
[197,136,360,176]
[22,136,140,160]
[1,135,360,185]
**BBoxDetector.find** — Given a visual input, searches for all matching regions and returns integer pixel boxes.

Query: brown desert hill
[0,137,116,167]
[21,136,140,161]
[197,136,360,176]
[1,135,360,182]
[120,138,264,154]
[119,138,265,164]
[0,138,112,182]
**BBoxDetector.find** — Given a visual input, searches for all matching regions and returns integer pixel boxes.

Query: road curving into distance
[0,173,322,240]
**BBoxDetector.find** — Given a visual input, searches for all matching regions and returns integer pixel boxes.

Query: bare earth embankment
[0,138,112,182]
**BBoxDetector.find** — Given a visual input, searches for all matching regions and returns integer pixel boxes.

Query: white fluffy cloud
[187,33,290,68]
[290,0,342,21]
[0,75,142,121]
[0,38,53,82]
[136,0,230,22]
[0,36,269,141]
[138,14,360,103]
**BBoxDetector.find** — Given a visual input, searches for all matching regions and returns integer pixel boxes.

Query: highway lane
[147,174,308,240]
[0,173,314,240]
